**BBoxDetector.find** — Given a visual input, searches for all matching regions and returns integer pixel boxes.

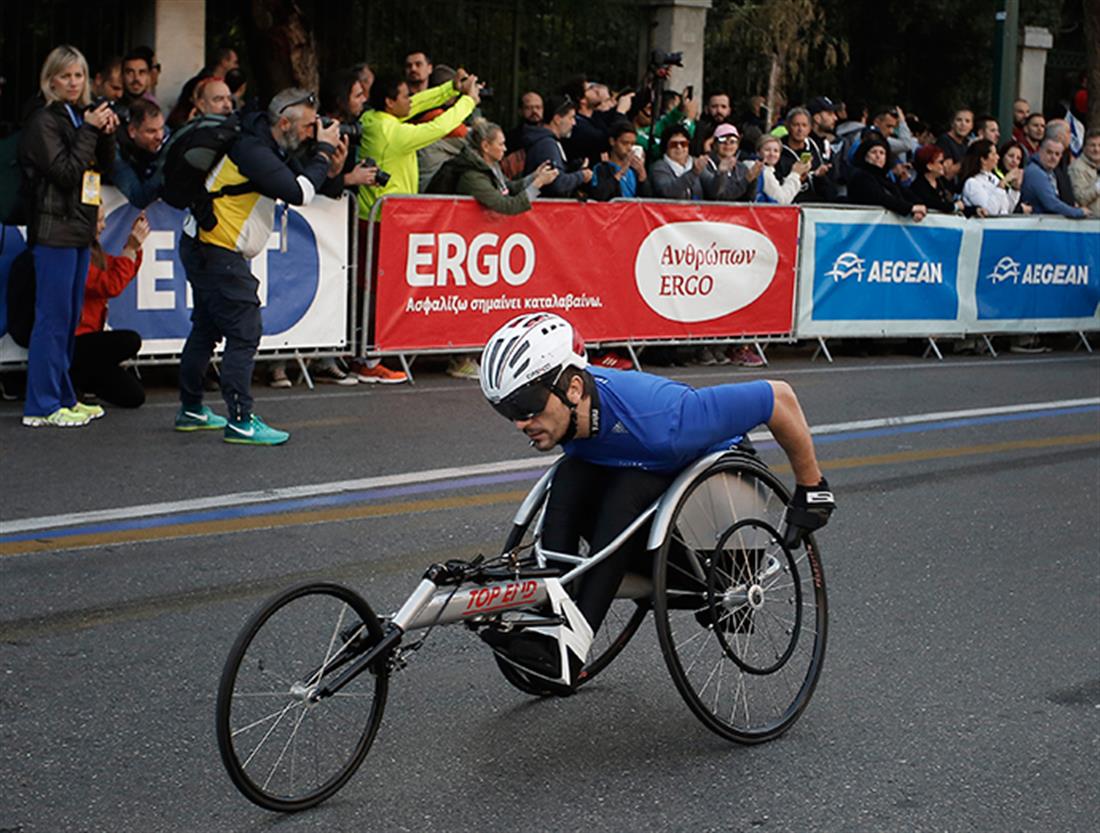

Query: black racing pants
[70,330,145,408]
[542,457,676,634]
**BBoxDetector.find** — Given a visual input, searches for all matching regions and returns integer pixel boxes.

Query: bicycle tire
[653,455,827,743]
[216,582,388,812]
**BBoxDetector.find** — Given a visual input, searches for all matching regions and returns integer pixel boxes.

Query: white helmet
[479,313,588,408]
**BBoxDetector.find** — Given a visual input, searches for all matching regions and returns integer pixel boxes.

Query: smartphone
[799,152,812,165]
[630,145,645,160]
[684,85,694,101]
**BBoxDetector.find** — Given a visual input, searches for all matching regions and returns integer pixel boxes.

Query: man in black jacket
[174,87,344,445]
[520,95,592,197]
[775,107,836,203]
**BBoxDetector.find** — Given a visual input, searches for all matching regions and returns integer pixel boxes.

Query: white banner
[0,187,351,364]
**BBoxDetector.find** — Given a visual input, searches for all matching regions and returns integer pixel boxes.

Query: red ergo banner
[372,197,799,351]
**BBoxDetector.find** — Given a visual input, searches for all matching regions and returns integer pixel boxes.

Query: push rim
[654,457,827,743]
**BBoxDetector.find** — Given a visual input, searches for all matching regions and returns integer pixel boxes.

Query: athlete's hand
[782,477,835,548]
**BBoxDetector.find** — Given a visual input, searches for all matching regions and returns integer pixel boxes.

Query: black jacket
[847,138,915,216]
[18,102,116,247]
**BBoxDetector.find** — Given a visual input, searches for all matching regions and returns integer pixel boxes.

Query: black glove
[783,477,835,548]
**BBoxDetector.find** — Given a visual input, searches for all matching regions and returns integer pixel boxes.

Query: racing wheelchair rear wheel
[653,455,827,743]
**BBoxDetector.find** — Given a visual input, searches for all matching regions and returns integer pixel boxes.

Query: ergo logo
[633,221,779,323]
[405,232,536,287]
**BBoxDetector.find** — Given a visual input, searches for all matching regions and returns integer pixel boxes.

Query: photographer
[320,67,377,190]
[18,44,118,428]
[521,94,592,197]
[427,117,557,213]
[357,69,479,219]
[175,88,345,445]
[110,97,166,209]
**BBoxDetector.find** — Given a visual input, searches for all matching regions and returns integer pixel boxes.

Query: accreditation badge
[81,170,102,206]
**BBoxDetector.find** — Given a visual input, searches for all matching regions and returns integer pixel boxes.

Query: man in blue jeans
[174,87,344,445]
[477,313,835,690]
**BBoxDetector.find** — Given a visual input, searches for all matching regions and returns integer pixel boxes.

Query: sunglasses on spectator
[279,92,317,114]
[667,140,690,148]
[716,136,739,144]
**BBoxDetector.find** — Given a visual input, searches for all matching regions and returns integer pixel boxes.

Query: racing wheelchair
[215,444,828,812]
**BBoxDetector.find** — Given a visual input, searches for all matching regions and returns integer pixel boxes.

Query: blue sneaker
[223,414,289,446]
[175,405,228,431]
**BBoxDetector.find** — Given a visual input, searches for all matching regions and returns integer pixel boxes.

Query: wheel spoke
[655,458,825,743]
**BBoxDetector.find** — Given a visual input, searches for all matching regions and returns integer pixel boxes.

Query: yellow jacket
[357,81,476,219]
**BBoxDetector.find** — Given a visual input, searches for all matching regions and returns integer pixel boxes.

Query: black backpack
[159,112,252,229]
[5,248,35,348]
[0,131,38,230]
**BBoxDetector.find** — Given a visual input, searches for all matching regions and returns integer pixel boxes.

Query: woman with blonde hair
[18,44,119,427]
[752,134,808,205]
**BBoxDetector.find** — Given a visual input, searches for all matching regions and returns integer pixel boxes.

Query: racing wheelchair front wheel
[216,582,389,812]
[653,456,827,743]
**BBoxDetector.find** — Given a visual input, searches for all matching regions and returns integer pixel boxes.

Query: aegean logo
[633,221,779,323]
[986,256,1019,284]
[985,254,1089,286]
[826,252,864,282]
[825,250,943,284]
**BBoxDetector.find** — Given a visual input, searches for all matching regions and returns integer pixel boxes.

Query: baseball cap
[714,123,740,140]
[808,96,837,115]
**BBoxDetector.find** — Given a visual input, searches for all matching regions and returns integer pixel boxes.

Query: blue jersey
[562,368,775,473]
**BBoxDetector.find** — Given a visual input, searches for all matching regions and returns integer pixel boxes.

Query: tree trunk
[245,0,320,105]
[1085,0,1100,130]
[765,52,783,131]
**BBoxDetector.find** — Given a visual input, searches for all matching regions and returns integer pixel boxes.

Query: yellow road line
[3,433,1096,558]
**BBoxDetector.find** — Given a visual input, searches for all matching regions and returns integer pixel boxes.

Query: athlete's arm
[766,381,823,487]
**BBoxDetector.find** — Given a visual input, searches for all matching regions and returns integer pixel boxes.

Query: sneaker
[730,346,766,367]
[22,407,90,428]
[594,351,634,370]
[268,367,292,388]
[1009,336,1050,354]
[224,414,289,446]
[175,405,229,431]
[355,363,408,384]
[70,401,105,421]
[446,356,481,380]
[699,347,719,366]
[312,363,359,385]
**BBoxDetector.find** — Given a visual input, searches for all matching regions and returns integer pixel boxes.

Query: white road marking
[1,398,1097,536]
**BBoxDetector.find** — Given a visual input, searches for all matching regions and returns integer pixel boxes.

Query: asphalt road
[1,348,1098,833]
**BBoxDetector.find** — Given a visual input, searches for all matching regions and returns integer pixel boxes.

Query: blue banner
[811,222,962,320]
[976,228,1100,320]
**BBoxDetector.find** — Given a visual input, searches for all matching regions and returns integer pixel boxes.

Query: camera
[478,84,494,100]
[319,115,362,143]
[361,156,391,186]
[650,50,684,69]
[86,96,130,124]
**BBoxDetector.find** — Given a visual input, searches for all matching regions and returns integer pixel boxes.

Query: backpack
[500,148,526,180]
[5,248,35,348]
[0,131,38,230]
[159,113,252,230]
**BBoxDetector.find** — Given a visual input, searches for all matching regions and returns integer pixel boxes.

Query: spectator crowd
[3,40,1097,441]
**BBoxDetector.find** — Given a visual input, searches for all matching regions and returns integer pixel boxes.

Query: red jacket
[77,249,143,336]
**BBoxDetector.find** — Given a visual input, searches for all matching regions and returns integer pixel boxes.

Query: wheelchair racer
[479,313,835,692]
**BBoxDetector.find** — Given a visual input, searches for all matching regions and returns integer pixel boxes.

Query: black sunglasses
[491,369,564,422]
[278,92,316,114]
